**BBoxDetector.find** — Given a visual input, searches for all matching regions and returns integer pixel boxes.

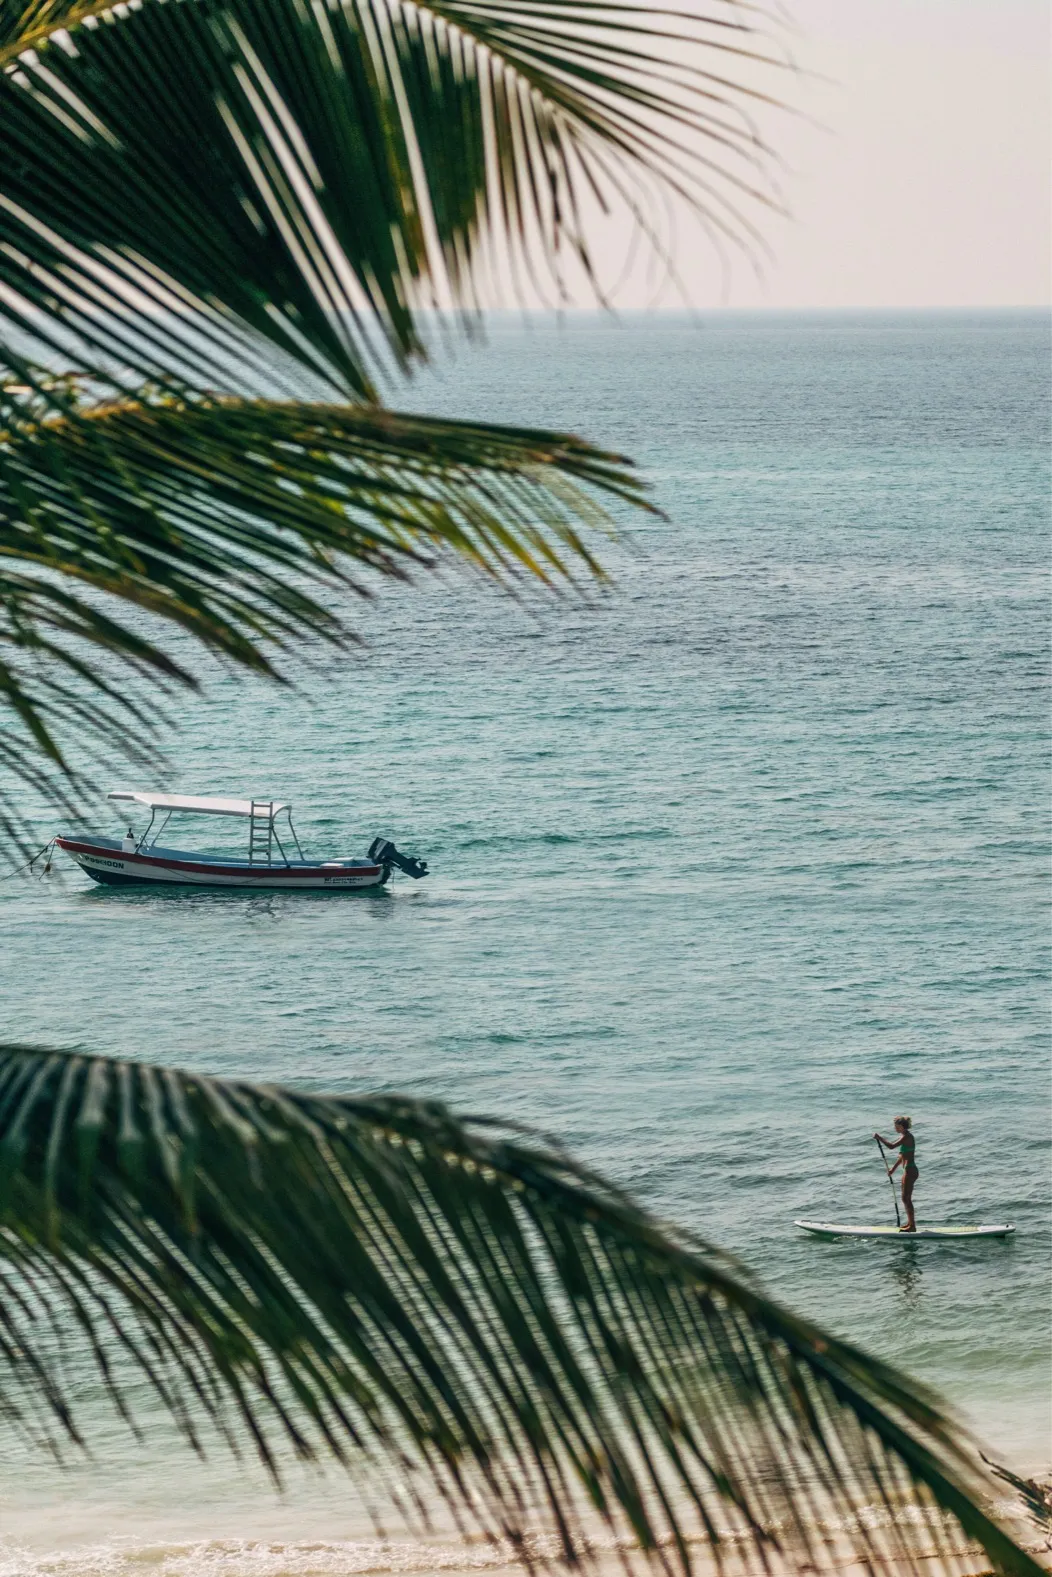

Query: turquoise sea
[0,310,1049,1575]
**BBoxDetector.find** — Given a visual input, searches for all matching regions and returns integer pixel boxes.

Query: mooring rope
[0,838,56,882]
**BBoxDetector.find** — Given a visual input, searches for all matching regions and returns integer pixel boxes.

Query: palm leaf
[1,380,645,843]
[0,0,785,838]
[0,1043,1040,1577]
[0,0,786,398]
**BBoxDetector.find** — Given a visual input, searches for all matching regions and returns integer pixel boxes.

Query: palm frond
[0,0,783,838]
[0,1044,1040,1577]
[0,0,787,397]
[1,379,644,842]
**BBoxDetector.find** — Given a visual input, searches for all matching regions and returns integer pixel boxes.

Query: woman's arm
[873,1132,902,1149]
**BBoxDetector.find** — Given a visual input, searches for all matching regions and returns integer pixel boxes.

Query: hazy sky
[606,0,1050,310]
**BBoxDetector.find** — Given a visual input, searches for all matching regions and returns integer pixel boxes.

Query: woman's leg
[900,1167,917,1231]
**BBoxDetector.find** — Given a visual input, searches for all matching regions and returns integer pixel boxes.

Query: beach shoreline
[2,1522,1048,1577]
[2,1449,1049,1577]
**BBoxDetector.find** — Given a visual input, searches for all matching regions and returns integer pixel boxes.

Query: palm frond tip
[0,388,644,842]
[0,1045,1041,1577]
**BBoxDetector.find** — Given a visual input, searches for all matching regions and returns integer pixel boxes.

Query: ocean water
[0,310,1049,1575]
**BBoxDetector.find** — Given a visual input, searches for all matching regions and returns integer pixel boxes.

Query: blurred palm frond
[0,1043,1042,1577]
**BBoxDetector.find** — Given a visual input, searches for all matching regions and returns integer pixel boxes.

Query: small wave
[0,1505,1016,1577]
[455,827,673,853]
[0,1535,537,1577]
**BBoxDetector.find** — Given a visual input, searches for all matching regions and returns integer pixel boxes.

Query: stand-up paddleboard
[795,1220,1014,1240]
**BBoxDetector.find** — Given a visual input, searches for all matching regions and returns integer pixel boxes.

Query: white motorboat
[56,791,428,891]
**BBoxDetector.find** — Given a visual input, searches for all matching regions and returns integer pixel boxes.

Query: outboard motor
[368,837,429,881]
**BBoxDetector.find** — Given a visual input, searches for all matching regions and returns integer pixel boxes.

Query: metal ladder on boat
[247,800,274,865]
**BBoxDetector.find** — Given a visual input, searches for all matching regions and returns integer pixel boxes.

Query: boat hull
[56,837,388,891]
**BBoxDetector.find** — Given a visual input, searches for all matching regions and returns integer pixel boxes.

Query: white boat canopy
[109,791,289,818]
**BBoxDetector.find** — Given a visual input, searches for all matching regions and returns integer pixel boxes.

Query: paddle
[874,1136,901,1227]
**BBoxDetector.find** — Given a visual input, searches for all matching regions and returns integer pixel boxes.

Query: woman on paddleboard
[874,1116,918,1231]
